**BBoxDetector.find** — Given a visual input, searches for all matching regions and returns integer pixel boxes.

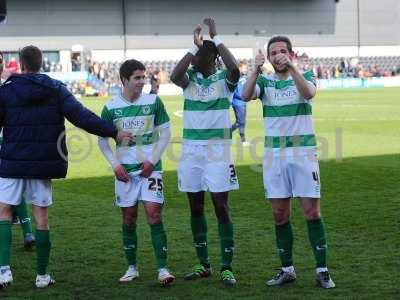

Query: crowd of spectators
[86,59,169,91]
[2,54,400,96]
[295,53,400,79]
[84,54,400,89]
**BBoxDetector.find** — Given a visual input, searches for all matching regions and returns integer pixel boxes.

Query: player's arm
[59,85,132,143]
[98,137,129,182]
[203,17,240,85]
[276,54,316,100]
[97,106,129,182]
[170,25,203,89]
[141,97,171,178]
[242,52,265,101]
[288,67,316,100]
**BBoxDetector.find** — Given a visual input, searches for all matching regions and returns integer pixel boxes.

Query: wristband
[188,45,199,56]
[212,35,223,47]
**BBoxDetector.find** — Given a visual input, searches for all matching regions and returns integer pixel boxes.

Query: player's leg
[184,191,212,280]
[210,191,236,286]
[0,203,13,288]
[115,176,140,283]
[266,198,297,286]
[237,105,247,144]
[263,156,296,286]
[27,179,54,288]
[0,178,25,288]
[178,145,211,280]
[204,143,239,286]
[291,154,335,288]
[300,198,335,288]
[119,205,139,282]
[14,197,35,249]
[31,205,54,288]
[141,172,174,286]
[231,105,240,132]
[143,201,174,286]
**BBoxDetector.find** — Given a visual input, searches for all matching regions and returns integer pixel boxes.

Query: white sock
[282,266,295,273]
[316,267,328,273]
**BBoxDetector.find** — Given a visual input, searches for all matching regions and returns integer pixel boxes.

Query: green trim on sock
[122,223,137,266]
[307,218,327,268]
[150,222,168,269]
[36,229,51,275]
[191,215,209,265]
[275,222,294,267]
[14,198,33,237]
[0,220,12,266]
[218,222,234,269]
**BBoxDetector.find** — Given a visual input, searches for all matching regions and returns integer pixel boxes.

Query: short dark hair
[198,40,218,61]
[267,36,293,56]
[19,45,42,72]
[192,40,219,73]
[119,59,146,84]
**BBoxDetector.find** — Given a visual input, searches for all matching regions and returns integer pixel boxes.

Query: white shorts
[178,143,239,193]
[114,171,164,207]
[0,178,53,207]
[263,152,321,199]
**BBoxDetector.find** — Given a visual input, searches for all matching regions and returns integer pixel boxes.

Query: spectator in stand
[150,69,161,94]
[6,57,19,74]
[42,58,51,72]
[158,68,168,84]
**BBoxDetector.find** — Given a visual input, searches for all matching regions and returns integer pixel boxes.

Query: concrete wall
[0,0,399,51]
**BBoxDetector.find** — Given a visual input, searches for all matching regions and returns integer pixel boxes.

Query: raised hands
[255,50,266,73]
[203,17,217,39]
[193,25,203,47]
[274,53,294,70]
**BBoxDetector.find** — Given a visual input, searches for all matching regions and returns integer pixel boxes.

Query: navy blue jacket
[0,73,117,179]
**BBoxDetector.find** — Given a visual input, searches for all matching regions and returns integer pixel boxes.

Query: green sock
[122,223,137,266]
[218,222,234,270]
[15,198,33,237]
[150,222,168,269]
[0,220,12,266]
[307,218,327,268]
[190,215,209,265]
[36,230,51,275]
[275,222,294,267]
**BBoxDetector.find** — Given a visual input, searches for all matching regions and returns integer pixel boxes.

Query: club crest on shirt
[142,105,151,115]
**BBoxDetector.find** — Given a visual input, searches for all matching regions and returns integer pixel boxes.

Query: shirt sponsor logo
[273,89,297,101]
[115,109,123,117]
[121,119,145,130]
[196,86,216,98]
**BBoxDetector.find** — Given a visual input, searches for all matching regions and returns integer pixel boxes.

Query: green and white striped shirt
[101,93,170,173]
[182,68,236,145]
[255,70,317,154]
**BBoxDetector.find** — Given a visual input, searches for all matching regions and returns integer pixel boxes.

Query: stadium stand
[1,55,400,96]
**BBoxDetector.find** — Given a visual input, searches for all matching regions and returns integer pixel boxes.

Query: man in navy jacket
[0,45,132,289]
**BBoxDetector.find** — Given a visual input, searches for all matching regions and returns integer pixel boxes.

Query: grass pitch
[2,88,399,299]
